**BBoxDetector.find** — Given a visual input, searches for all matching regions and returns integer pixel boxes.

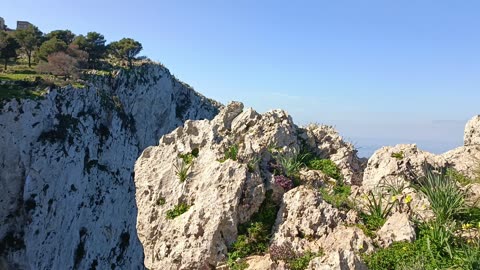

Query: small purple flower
[274,175,294,191]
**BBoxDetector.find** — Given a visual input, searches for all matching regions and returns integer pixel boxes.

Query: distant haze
[3,1,479,156]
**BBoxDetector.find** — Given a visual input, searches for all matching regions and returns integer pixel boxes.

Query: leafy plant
[155,196,166,206]
[359,191,396,231]
[275,151,307,178]
[379,177,409,195]
[288,251,320,270]
[179,148,199,165]
[274,175,294,191]
[415,168,465,223]
[174,159,191,182]
[220,144,239,162]
[165,203,190,219]
[307,158,341,180]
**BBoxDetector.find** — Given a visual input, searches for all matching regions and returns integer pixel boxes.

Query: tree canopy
[0,32,20,70]
[37,37,67,61]
[14,25,43,67]
[72,32,106,68]
[109,38,143,68]
[45,30,75,45]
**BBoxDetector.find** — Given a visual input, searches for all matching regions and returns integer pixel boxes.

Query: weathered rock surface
[303,125,365,185]
[377,212,416,248]
[0,63,220,269]
[362,144,447,190]
[464,115,480,146]
[135,102,302,269]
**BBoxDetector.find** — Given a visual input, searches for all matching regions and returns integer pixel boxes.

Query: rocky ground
[135,103,480,270]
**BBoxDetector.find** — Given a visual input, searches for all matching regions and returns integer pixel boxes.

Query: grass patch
[359,191,396,231]
[166,203,190,219]
[391,151,405,160]
[319,179,352,210]
[219,144,239,162]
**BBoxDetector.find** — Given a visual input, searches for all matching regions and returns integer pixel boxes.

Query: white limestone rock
[377,212,416,248]
[464,115,480,146]
[0,63,220,270]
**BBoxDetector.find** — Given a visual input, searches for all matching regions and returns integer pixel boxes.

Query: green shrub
[320,179,352,210]
[363,241,418,270]
[166,203,190,219]
[227,191,279,266]
[307,158,341,180]
[275,151,307,179]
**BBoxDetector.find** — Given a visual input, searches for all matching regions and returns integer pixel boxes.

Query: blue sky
[3,0,479,156]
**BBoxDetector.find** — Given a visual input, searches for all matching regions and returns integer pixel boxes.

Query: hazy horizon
[3,0,479,157]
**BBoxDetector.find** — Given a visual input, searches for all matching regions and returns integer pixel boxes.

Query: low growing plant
[320,178,352,210]
[270,243,321,270]
[220,144,239,162]
[166,203,190,219]
[174,159,191,182]
[307,158,341,180]
[391,151,405,160]
[359,190,396,231]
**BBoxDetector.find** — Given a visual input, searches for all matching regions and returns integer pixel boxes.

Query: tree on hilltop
[73,32,106,68]
[45,30,75,45]
[14,25,43,67]
[0,32,20,70]
[109,38,142,68]
[37,37,67,61]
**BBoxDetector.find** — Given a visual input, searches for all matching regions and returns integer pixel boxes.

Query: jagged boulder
[362,144,447,190]
[464,115,480,146]
[134,102,303,269]
[376,212,415,248]
[302,125,365,185]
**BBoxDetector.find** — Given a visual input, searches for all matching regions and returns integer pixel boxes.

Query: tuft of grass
[415,168,465,223]
[174,159,191,182]
[166,203,190,219]
[446,168,479,186]
[275,150,307,179]
[288,251,321,270]
[247,156,260,173]
[359,191,396,231]
[155,197,166,206]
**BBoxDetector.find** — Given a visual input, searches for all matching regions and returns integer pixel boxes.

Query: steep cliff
[0,63,220,269]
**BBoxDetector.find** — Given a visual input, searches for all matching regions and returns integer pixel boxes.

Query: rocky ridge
[0,63,220,270]
[135,105,479,269]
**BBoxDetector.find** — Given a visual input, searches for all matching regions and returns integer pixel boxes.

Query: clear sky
[3,0,479,156]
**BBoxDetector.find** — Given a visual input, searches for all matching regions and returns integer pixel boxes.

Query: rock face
[377,212,415,248]
[361,144,447,190]
[464,115,480,146]
[303,125,365,185]
[0,63,220,269]
[134,103,364,269]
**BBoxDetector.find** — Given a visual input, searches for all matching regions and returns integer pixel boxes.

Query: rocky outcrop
[464,115,480,146]
[0,63,220,269]
[302,125,365,185]
[134,102,365,269]
[361,144,447,190]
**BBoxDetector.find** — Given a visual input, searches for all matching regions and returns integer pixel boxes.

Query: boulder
[302,125,366,185]
[377,212,416,248]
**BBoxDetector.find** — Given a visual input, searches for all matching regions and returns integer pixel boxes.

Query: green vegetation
[174,159,191,183]
[156,197,166,206]
[391,151,405,160]
[275,151,307,179]
[247,156,260,173]
[307,158,341,180]
[359,191,396,231]
[319,178,352,210]
[220,144,239,162]
[364,167,480,270]
[270,242,322,270]
[1,22,145,105]
[447,168,479,186]
[166,203,190,219]
[227,191,279,269]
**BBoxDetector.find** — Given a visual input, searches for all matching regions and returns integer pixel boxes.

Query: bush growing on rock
[165,203,190,219]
